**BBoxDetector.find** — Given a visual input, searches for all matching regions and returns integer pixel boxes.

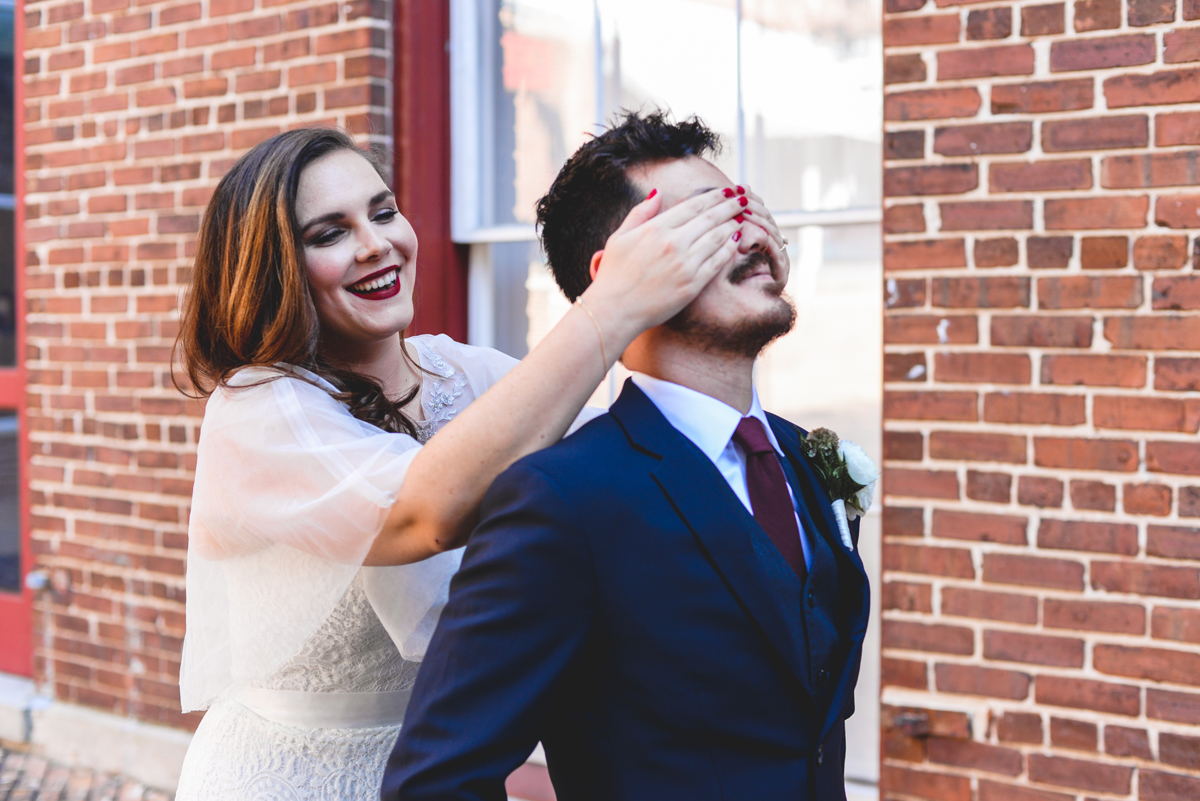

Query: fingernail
[744,209,753,216]
[647,188,657,199]
[735,214,745,223]
[732,231,741,242]
[736,186,745,195]
[738,197,748,207]
[722,188,735,198]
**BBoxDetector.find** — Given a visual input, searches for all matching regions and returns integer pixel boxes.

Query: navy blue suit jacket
[382,381,871,801]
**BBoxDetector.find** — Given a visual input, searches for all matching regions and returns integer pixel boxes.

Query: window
[452,0,882,789]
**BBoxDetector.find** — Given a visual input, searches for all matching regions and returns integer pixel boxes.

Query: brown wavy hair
[175,127,424,436]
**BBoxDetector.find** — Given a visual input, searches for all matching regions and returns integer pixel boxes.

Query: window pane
[0,413,19,593]
[740,0,882,212]
[0,206,14,368]
[0,2,11,197]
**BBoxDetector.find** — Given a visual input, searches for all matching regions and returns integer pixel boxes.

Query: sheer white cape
[178,334,521,713]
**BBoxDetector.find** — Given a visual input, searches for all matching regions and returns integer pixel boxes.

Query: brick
[883,657,928,690]
[1045,599,1144,634]
[1148,524,1200,560]
[884,620,974,655]
[1043,115,1149,152]
[884,238,967,270]
[990,159,1091,192]
[1074,0,1121,30]
[1149,688,1200,724]
[940,200,1032,231]
[1160,733,1200,772]
[1156,194,1200,229]
[885,543,976,578]
[1129,0,1174,24]
[938,45,1034,80]
[1038,276,1141,310]
[1040,518,1134,554]
[1081,235,1130,269]
[1158,111,1200,146]
[931,277,1029,309]
[1148,441,1200,475]
[980,782,1071,801]
[934,353,1029,384]
[884,430,923,460]
[967,8,1012,39]
[1124,483,1172,516]
[1183,487,1200,516]
[1095,644,1200,686]
[935,123,1034,158]
[1052,34,1155,72]
[1027,236,1073,270]
[1049,717,1096,751]
[883,13,960,45]
[886,130,925,160]
[1037,675,1140,716]
[886,87,981,121]
[985,393,1086,425]
[1018,476,1064,508]
[885,352,928,382]
[1105,315,1200,351]
[967,470,1012,503]
[992,79,1092,114]
[1135,235,1190,270]
[1044,196,1148,229]
[1105,725,1151,759]
[1104,151,1200,190]
[933,663,1029,702]
[1095,396,1200,432]
[880,766,970,801]
[932,509,1027,543]
[1092,561,1200,599]
[1027,754,1131,795]
[885,468,961,499]
[996,712,1044,745]
[1106,69,1200,109]
[985,629,1083,668]
[884,204,925,234]
[941,587,1037,624]
[884,507,926,539]
[885,391,977,421]
[1021,3,1065,35]
[1190,0,1200,18]
[1041,354,1146,388]
[926,735,1023,774]
[1141,770,1200,801]
[974,238,1018,267]
[983,553,1084,590]
[1153,606,1200,644]
[1068,481,1117,511]
[885,164,978,196]
[1034,437,1137,472]
[883,581,932,613]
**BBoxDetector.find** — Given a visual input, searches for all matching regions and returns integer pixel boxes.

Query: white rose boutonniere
[802,427,880,550]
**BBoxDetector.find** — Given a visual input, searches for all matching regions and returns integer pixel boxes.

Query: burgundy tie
[732,417,807,583]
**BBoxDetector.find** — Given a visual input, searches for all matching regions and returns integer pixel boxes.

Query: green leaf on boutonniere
[801,426,866,507]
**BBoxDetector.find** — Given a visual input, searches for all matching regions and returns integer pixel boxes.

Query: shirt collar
[630,373,784,461]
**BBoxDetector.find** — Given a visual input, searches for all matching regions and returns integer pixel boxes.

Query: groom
[382,112,870,800]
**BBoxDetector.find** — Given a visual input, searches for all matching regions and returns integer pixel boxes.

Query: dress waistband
[232,686,411,729]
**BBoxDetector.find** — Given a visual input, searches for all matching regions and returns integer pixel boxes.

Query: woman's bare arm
[365,188,745,565]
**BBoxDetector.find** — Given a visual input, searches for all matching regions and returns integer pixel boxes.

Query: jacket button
[818,669,829,686]
[817,745,824,766]
[807,592,815,609]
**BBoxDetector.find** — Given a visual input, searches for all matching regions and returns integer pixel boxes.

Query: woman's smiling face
[295,149,419,352]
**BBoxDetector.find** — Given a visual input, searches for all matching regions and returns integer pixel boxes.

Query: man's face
[629,156,795,357]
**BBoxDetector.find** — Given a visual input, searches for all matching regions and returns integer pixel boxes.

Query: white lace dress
[175,335,520,801]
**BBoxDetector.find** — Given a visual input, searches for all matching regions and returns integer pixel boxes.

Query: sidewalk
[0,744,172,801]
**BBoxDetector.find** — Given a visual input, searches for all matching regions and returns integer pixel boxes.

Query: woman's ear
[589,250,604,281]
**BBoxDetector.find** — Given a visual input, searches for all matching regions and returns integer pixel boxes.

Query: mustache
[728,250,777,285]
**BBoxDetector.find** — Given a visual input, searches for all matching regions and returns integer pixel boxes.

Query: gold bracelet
[574,297,608,368]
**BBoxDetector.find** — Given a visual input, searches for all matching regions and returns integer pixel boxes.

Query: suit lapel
[610,382,811,695]
[770,415,872,738]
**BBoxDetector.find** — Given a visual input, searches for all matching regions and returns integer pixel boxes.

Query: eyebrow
[300,189,395,233]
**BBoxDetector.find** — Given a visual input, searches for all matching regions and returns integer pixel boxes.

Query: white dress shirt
[631,373,812,569]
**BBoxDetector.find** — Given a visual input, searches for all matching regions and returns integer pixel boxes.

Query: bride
[172,127,746,799]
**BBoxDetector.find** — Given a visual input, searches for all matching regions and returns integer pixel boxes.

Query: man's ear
[589,250,604,281]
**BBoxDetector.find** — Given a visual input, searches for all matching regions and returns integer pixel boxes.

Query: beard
[664,251,797,358]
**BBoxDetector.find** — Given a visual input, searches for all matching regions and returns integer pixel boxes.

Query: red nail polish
[735,214,745,223]
[733,231,741,242]
[723,188,735,198]
[744,209,753,216]
[738,197,748,207]
[647,188,657,199]
[736,186,745,195]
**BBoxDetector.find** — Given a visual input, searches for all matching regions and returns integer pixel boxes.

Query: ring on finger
[781,236,789,246]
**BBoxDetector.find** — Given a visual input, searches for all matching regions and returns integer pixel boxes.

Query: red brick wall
[883,1,1200,798]
[22,0,390,728]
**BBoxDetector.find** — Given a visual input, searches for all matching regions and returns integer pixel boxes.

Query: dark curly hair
[175,127,426,437]
[535,110,721,301]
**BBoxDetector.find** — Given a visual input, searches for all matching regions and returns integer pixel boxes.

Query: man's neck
[623,331,756,414]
